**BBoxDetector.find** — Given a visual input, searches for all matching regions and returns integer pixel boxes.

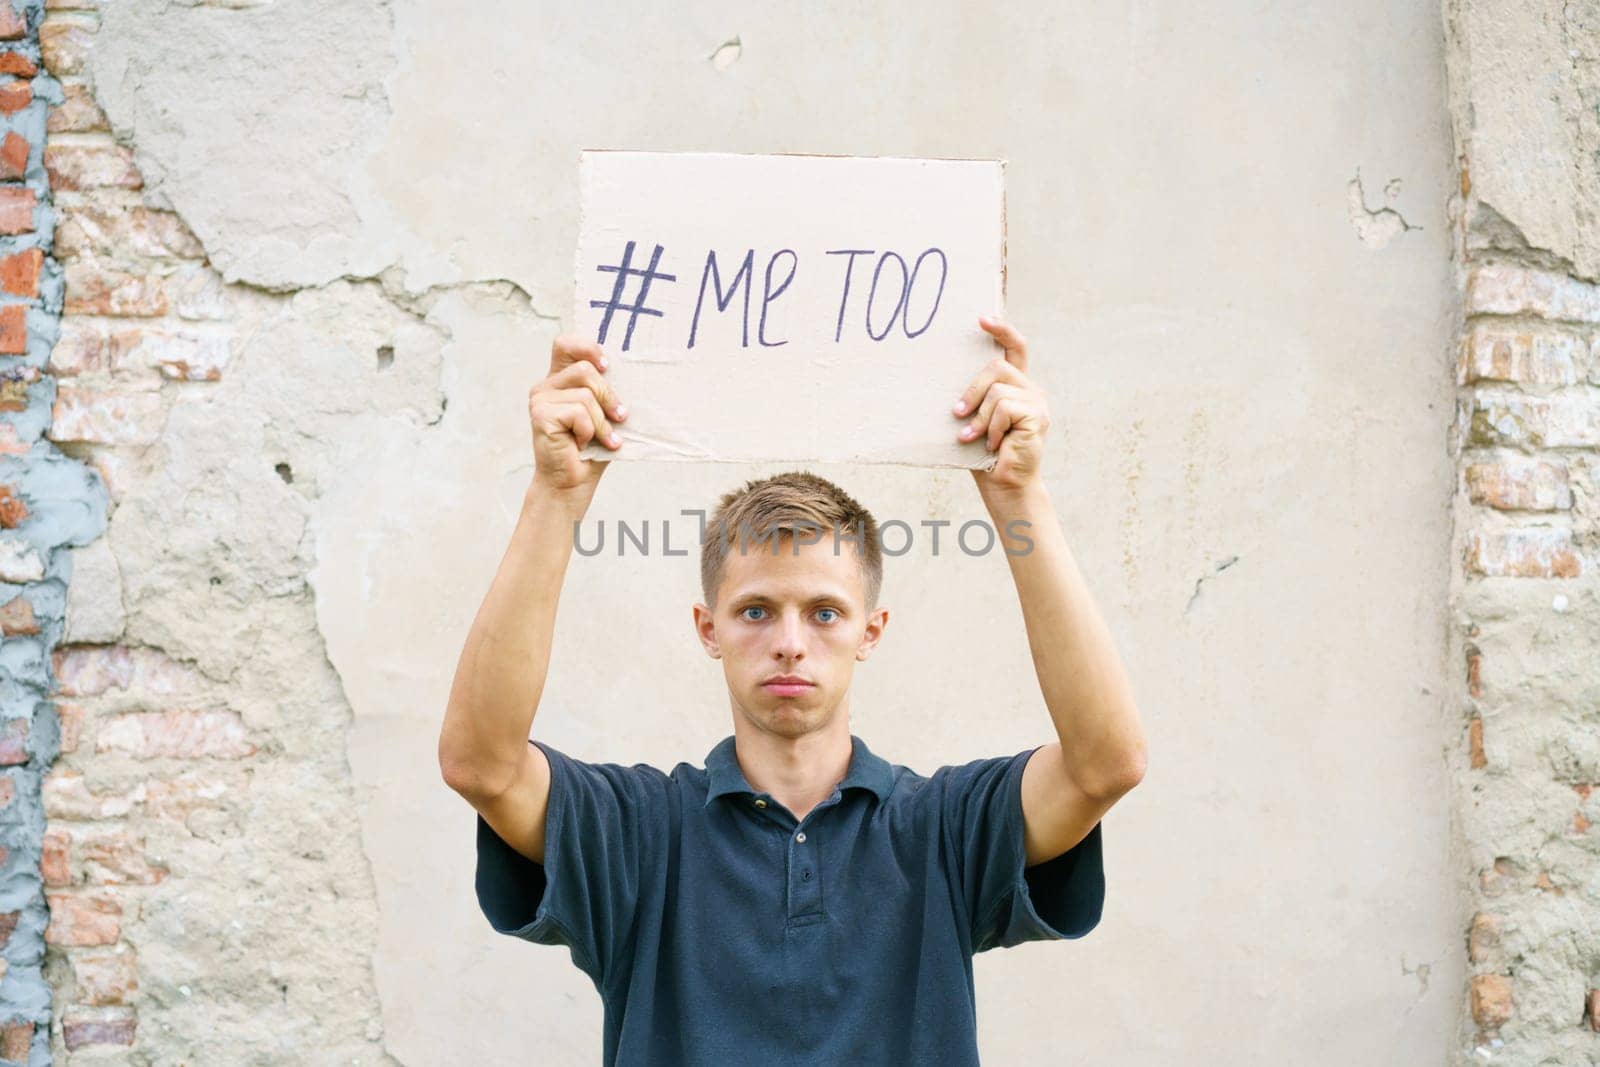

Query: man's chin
[748,698,829,736]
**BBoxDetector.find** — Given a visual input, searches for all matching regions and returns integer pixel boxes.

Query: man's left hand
[953,315,1050,495]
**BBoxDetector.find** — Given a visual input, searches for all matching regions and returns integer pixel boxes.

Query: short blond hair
[700,471,882,612]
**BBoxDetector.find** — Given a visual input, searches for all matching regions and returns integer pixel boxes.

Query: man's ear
[855,606,889,661]
[692,602,721,659]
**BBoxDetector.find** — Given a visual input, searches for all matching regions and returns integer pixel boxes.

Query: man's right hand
[528,334,626,496]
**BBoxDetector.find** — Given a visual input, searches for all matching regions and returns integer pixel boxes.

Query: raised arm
[437,335,626,862]
[954,317,1148,866]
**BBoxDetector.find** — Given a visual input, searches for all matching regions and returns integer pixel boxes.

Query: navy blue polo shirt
[475,733,1105,1065]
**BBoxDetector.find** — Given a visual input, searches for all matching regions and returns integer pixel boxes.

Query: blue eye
[741,606,766,621]
[816,608,839,623]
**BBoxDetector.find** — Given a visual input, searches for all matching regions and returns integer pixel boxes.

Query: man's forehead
[719,539,864,601]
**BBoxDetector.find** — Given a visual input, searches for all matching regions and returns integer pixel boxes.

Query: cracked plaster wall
[40,1,1469,1063]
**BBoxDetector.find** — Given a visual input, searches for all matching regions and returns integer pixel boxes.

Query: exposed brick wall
[1456,268,1600,583]
[28,0,262,1059]
[41,648,253,1057]
[1447,5,1600,1058]
[0,0,113,1063]
[17,0,395,1060]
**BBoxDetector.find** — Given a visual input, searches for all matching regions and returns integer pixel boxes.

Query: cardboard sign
[572,151,1006,468]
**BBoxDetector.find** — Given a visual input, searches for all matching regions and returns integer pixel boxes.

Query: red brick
[1457,323,1587,385]
[52,645,205,699]
[0,1021,31,1062]
[1468,912,1500,963]
[54,645,140,696]
[1463,526,1583,578]
[0,484,26,528]
[144,770,241,819]
[42,769,136,820]
[54,204,203,260]
[0,716,27,765]
[44,143,140,191]
[1468,264,1600,323]
[1472,974,1514,1029]
[111,326,228,381]
[42,767,239,821]
[0,130,27,180]
[41,827,70,887]
[1465,457,1572,511]
[41,826,168,887]
[78,828,166,885]
[39,21,91,77]
[1468,716,1486,769]
[61,1007,135,1051]
[0,51,35,77]
[1466,648,1482,699]
[0,775,12,810]
[1589,989,1600,1033]
[1470,391,1600,449]
[56,702,82,754]
[0,303,23,354]
[71,947,136,1005]
[0,78,30,114]
[0,186,33,234]
[45,892,120,946]
[46,319,105,376]
[96,709,255,760]
[0,910,17,941]
[0,247,40,297]
[48,384,164,445]
[63,262,166,317]
[0,593,35,636]
[46,81,105,133]
[0,366,32,412]
[0,6,23,42]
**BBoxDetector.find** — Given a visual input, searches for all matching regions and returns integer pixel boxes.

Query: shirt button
[753,799,767,809]
[795,832,807,843]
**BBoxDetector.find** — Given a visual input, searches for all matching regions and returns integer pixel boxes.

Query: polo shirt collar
[703,733,894,808]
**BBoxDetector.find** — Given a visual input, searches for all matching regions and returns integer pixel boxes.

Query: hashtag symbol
[590,241,677,352]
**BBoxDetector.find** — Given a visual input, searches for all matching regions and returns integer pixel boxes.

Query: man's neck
[731,721,853,823]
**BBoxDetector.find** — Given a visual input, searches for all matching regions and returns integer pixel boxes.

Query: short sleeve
[937,746,1105,953]
[474,739,664,988]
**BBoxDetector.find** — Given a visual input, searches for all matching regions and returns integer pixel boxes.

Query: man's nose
[773,611,806,659]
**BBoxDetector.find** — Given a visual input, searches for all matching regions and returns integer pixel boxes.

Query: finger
[534,388,619,449]
[958,381,1020,444]
[953,356,1025,418]
[551,387,620,449]
[550,334,608,376]
[545,359,627,421]
[978,315,1028,374]
[986,398,1021,452]
[567,405,598,449]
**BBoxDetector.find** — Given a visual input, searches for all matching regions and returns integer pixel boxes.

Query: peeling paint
[1347,167,1420,249]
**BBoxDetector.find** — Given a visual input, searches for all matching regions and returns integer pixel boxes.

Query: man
[438,315,1147,1065]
